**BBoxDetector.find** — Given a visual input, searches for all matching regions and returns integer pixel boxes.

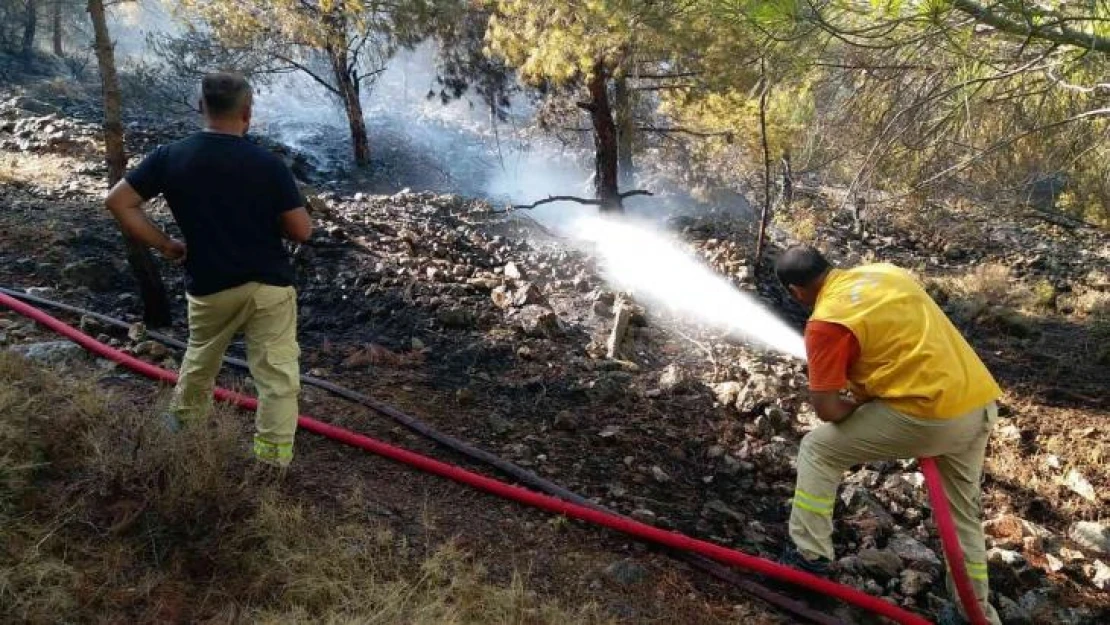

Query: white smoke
[570,215,806,360]
[250,43,593,207]
[106,0,177,58]
[101,5,804,361]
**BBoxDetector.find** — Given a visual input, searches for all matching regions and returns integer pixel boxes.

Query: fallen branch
[511,190,653,210]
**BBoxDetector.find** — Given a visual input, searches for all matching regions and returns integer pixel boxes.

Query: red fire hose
[2,290,961,625]
[921,458,990,625]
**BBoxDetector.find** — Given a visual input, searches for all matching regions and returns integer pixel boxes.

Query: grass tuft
[0,351,607,624]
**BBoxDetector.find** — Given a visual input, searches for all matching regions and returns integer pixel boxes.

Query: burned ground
[2,85,1109,625]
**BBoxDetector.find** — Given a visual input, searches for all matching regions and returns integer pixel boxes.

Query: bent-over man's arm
[804,321,862,423]
[809,390,860,423]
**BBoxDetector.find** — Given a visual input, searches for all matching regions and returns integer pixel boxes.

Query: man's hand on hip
[160,239,187,262]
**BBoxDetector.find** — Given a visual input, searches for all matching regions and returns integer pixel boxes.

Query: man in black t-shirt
[105,72,312,468]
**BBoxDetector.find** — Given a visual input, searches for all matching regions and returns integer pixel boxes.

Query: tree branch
[813,62,941,71]
[913,106,1110,189]
[632,71,699,79]
[555,125,732,138]
[952,0,1110,54]
[271,52,340,96]
[631,83,697,91]
[513,195,602,209]
[511,190,652,210]
[638,126,732,138]
[355,66,387,85]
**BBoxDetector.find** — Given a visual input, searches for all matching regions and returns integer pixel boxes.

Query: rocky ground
[2,80,1109,625]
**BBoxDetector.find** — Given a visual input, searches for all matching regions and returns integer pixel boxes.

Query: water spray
[569,215,806,360]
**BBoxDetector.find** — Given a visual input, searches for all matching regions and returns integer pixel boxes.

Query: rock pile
[0,97,98,155]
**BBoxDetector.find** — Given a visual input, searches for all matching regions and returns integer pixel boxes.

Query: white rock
[710,381,743,406]
[127,322,146,341]
[899,569,934,596]
[735,374,775,413]
[997,423,1021,441]
[9,341,86,365]
[1064,469,1097,502]
[490,285,512,309]
[988,547,1026,567]
[1019,519,1052,540]
[888,534,941,566]
[658,365,688,393]
[1070,521,1110,555]
[1058,546,1085,563]
[901,472,925,489]
[1090,560,1110,591]
[503,262,524,280]
[650,466,671,483]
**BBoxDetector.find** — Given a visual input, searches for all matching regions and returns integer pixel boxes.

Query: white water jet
[570,215,806,360]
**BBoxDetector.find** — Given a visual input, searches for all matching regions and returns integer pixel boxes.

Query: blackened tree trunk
[327,46,370,167]
[52,0,63,56]
[88,0,171,327]
[754,58,772,268]
[586,60,622,213]
[22,0,37,64]
[614,73,635,186]
[779,151,793,209]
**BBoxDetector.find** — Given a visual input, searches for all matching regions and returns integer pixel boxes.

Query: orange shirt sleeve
[804,321,861,392]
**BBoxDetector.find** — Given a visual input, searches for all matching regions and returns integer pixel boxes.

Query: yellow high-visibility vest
[810,264,1002,419]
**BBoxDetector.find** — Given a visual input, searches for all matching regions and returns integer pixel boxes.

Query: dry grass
[0,352,607,625]
[0,151,86,187]
[1059,289,1110,320]
[925,263,1052,337]
[926,264,1110,351]
[933,263,1028,309]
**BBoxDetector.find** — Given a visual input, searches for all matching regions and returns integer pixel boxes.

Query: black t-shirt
[126,131,303,296]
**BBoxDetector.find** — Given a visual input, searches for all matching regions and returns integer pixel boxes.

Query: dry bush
[773,198,825,244]
[0,352,606,625]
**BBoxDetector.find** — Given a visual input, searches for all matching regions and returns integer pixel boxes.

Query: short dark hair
[201,72,252,118]
[774,245,832,288]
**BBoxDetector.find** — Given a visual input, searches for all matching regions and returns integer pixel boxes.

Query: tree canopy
[37,0,1103,223]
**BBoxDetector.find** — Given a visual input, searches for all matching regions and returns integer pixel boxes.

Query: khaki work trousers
[790,401,1001,625]
[170,282,301,467]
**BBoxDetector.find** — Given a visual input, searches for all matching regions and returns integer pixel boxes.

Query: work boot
[773,544,839,613]
[779,544,833,577]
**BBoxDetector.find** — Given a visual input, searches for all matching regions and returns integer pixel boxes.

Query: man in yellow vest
[774,246,1002,625]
